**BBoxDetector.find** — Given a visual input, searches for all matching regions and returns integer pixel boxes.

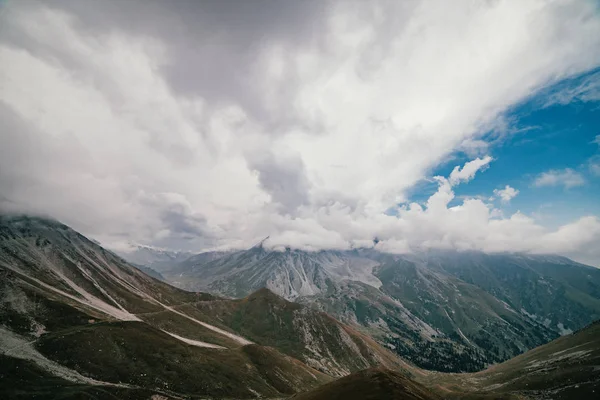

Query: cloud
[449,156,493,186]
[590,161,600,176]
[542,69,600,107]
[1,0,600,266]
[246,150,311,214]
[585,140,600,176]
[494,185,519,203]
[368,165,600,265]
[533,169,586,189]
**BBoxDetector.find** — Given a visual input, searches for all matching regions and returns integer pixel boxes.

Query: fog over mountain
[1,0,600,266]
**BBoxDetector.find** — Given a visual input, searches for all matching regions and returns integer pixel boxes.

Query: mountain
[163,245,343,298]
[165,246,600,372]
[409,250,600,333]
[289,367,442,400]
[1,321,330,399]
[423,320,600,399]
[0,215,417,398]
[115,244,194,272]
[2,215,599,399]
[0,216,341,398]
[361,255,557,370]
[190,287,416,377]
[288,320,600,400]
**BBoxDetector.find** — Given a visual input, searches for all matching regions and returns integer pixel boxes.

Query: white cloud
[494,185,519,203]
[300,162,600,265]
[449,156,493,186]
[543,70,600,107]
[533,169,586,189]
[1,1,600,265]
[590,161,600,176]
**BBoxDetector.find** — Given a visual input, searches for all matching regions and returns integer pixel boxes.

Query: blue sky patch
[411,70,600,228]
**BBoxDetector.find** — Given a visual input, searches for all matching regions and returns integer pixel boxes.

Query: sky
[1,0,600,266]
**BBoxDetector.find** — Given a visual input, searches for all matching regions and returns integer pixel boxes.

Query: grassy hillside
[289,367,441,400]
[422,321,600,399]
[0,355,158,400]
[35,321,330,398]
[186,288,416,377]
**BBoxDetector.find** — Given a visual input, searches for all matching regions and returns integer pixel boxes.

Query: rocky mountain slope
[162,246,600,372]
[164,245,353,299]
[0,216,407,398]
[411,250,600,334]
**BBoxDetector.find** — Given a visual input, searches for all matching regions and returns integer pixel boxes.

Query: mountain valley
[0,216,408,398]
[160,245,600,373]
[1,215,599,399]
[4,0,600,398]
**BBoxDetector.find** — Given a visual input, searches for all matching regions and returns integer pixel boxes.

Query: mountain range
[160,244,600,372]
[0,216,411,398]
[115,244,194,273]
[1,215,599,399]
